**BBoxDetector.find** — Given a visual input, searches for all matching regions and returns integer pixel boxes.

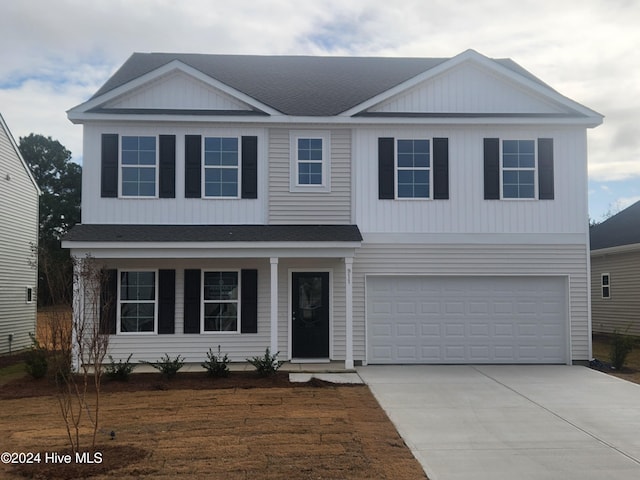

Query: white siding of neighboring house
[353,125,589,235]
[268,128,352,225]
[0,117,39,354]
[81,123,268,225]
[352,241,591,363]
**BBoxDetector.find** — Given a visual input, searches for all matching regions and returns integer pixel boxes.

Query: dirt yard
[591,333,640,384]
[0,372,427,480]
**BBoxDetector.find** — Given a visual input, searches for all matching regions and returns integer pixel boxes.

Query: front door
[292,272,330,358]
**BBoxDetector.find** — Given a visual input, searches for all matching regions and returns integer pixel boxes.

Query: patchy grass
[592,333,640,385]
[0,362,27,386]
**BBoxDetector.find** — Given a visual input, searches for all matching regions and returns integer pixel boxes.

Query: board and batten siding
[353,126,588,235]
[0,120,39,354]
[268,128,351,224]
[591,250,640,337]
[81,123,267,225]
[351,241,591,363]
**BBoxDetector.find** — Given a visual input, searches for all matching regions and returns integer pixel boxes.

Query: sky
[0,0,638,222]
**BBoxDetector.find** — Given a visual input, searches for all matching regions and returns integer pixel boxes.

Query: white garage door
[367,276,567,364]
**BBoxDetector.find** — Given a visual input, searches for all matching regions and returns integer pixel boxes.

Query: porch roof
[64,224,362,243]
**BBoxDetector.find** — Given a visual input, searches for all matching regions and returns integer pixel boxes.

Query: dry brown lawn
[0,373,427,480]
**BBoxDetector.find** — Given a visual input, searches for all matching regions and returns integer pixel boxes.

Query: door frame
[288,268,333,362]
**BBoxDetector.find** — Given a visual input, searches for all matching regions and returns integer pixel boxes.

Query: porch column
[270,257,279,356]
[345,257,354,369]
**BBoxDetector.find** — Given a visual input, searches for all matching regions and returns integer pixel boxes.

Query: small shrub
[202,346,230,377]
[24,334,48,379]
[105,354,136,381]
[610,331,635,370]
[141,354,185,379]
[247,348,283,377]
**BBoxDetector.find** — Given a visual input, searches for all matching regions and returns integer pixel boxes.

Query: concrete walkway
[358,365,640,480]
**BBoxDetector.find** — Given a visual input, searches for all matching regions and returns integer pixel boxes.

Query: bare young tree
[49,254,112,453]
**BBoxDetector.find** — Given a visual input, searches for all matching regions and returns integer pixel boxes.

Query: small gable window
[397,139,430,199]
[601,273,611,299]
[502,140,536,199]
[204,137,239,198]
[121,136,157,197]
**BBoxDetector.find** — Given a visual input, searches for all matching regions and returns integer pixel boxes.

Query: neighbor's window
[204,137,239,197]
[119,271,156,333]
[397,139,430,198]
[601,273,611,299]
[502,140,536,199]
[203,271,239,332]
[121,136,157,197]
[26,287,33,304]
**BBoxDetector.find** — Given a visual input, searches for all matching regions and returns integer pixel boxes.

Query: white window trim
[117,269,158,335]
[202,136,241,199]
[201,269,241,334]
[500,138,538,200]
[25,287,34,304]
[395,138,432,200]
[289,130,331,193]
[601,273,611,299]
[119,135,159,199]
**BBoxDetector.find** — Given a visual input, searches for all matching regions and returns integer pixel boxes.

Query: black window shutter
[183,269,201,333]
[158,270,176,334]
[240,269,258,333]
[159,135,176,198]
[378,137,395,199]
[484,138,500,200]
[101,134,119,198]
[433,137,449,200]
[100,269,117,334]
[184,135,201,198]
[538,138,554,200]
[241,136,258,199]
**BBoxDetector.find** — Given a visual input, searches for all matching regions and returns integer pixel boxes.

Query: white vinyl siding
[352,240,590,364]
[269,128,351,224]
[0,119,39,354]
[353,126,587,234]
[81,124,266,224]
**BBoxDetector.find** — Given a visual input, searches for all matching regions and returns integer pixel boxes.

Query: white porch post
[345,257,354,369]
[270,257,279,356]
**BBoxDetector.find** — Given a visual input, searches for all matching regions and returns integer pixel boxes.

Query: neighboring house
[63,49,602,367]
[0,113,40,355]
[590,201,640,336]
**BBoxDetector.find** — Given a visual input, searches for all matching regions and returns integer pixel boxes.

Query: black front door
[292,272,330,358]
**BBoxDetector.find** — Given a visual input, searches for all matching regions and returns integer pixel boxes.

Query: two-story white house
[63,49,602,368]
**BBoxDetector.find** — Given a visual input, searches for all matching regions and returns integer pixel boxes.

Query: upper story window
[204,137,239,198]
[119,270,157,333]
[121,136,157,197]
[502,140,536,199]
[290,131,330,192]
[397,139,430,199]
[202,271,239,332]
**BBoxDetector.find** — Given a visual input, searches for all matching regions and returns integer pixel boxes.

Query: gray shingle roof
[590,200,640,250]
[90,52,550,117]
[64,224,363,243]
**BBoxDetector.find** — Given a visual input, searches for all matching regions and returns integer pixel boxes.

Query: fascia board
[67,60,280,121]
[342,49,603,125]
[65,112,603,128]
[62,240,362,250]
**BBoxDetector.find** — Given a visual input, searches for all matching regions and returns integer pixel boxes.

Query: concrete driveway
[358,365,640,480]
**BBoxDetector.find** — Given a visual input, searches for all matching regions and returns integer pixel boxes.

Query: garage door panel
[367,276,567,364]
